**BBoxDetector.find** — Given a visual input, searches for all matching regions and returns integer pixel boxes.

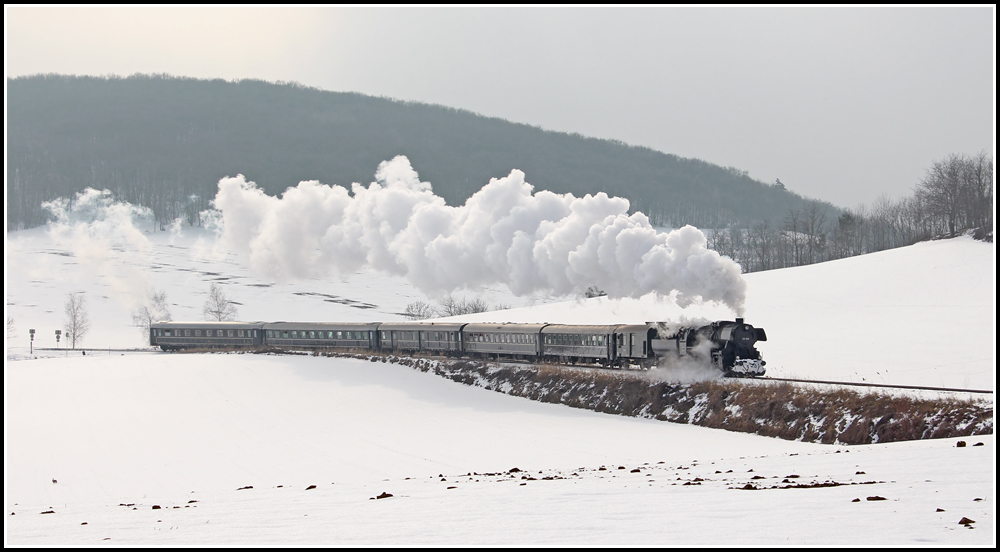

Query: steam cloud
[41,189,156,310]
[209,156,747,313]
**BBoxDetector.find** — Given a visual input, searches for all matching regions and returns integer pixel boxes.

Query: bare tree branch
[64,292,90,349]
[202,283,239,321]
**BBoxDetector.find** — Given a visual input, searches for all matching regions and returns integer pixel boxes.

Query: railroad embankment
[321,351,993,445]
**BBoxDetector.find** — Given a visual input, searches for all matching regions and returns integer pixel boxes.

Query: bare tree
[962,150,994,235]
[202,283,239,321]
[64,292,90,349]
[802,202,828,264]
[132,290,172,342]
[917,154,965,236]
[440,296,491,316]
[403,301,438,320]
[6,316,16,339]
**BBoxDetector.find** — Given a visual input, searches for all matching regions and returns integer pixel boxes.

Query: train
[150,318,768,377]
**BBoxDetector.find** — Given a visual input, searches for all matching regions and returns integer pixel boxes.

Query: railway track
[756,376,993,395]
[474,357,995,395]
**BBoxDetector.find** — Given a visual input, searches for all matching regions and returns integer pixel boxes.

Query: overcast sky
[5,6,995,208]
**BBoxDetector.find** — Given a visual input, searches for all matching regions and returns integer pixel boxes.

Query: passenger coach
[150,321,265,350]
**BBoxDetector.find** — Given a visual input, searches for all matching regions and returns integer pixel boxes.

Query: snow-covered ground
[4,226,995,545]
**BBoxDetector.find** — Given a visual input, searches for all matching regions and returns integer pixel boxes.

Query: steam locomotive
[150,318,767,377]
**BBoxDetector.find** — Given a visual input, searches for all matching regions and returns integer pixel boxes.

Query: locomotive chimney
[736,317,744,325]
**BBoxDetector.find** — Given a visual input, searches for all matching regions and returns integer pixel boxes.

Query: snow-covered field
[4,225,995,545]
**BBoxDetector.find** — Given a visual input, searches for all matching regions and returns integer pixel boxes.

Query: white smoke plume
[208,156,747,314]
[648,338,723,384]
[41,188,158,310]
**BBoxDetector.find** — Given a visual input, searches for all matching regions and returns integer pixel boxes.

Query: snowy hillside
[9,225,992,389]
[4,225,995,545]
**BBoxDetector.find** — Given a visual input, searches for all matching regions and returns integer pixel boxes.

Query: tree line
[707,151,993,274]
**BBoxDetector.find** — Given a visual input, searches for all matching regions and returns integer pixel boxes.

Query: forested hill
[7,74,832,231]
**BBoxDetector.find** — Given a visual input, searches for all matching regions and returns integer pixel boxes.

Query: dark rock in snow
[305,485,316,490]
[958,517,976,525]
[936,508,946,512]
[866,496,887,501]
[376,492,393,499]
[851,498,861,502]
[956,441,967,447]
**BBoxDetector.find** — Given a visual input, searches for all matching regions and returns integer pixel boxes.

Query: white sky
[4,5,995,208]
